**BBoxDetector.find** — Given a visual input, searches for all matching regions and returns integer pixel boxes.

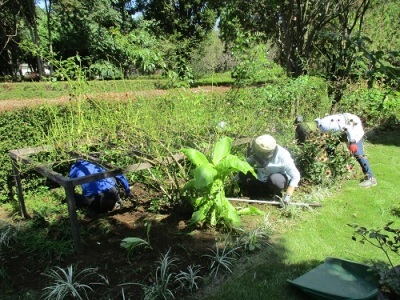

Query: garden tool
[227,197,322,207]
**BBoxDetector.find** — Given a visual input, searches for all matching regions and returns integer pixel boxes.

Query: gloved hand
[282,194,291,206]
[349,143,358,154]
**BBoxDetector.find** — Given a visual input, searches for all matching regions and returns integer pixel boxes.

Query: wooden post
[11,159,29,219]
[64,182,82,253]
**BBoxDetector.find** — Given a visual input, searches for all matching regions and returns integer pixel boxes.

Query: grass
[196,129,400,300]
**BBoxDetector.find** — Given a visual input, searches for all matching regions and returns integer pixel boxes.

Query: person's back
[69,160,116,198]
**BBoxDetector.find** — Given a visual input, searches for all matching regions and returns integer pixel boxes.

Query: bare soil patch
[0,86,231,112]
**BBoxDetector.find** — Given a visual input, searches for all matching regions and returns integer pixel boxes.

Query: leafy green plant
[175,265,203,294]
[41,265,108,300]
[350,222,400,296]
[203,244,240,279]
[121,221,153,260]
[181,136,256,229]
[293,130,356,187]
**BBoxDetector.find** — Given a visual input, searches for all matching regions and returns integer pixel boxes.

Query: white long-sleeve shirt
[247,145,301,187]
[314,113,364,143]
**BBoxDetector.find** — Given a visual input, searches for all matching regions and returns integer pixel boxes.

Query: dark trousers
[238,172,288,198]
[74,187,120,214]
[353,140,374,178]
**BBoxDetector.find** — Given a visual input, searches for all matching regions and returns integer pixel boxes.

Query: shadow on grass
[193,237,322,300]
[366,123,400,147]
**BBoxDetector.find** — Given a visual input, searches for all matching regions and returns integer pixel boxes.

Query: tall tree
[135,0,221,45]
[220,0,371,79]
[0,0,22,77]
[17,0,44,76]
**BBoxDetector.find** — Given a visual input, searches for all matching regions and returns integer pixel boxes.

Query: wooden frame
[9,137,252,253]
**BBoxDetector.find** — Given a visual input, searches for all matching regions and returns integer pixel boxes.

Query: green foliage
[181,137,256,228]
[292,131,356,186]
[42,265,108,300]
[350,222,400,295]
[225,27,285,88]
[235,222,271,253]
[121,222,153,259]
[0,221,18,260]
[339,87,400,126]
[121,237,152,259]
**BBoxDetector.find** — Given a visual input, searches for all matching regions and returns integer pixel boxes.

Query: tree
[0,0,23,77]
[16,0,45,76]
[135,0,223,81]
[220,0,371,79]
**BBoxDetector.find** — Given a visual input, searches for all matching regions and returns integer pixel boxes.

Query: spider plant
[122,248,179,300]
[175,265,203,294]
[203,244,240,278]
[41,265,108,300]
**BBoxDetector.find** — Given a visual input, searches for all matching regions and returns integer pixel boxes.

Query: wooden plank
[11,159,29,219]
[67,169,123,187]
[64,183,82,253]
[9,145,53,159]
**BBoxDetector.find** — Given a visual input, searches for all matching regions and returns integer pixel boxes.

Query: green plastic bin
[287,257,379,300]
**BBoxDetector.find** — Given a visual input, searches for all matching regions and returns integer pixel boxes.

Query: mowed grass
[197,129,400,300]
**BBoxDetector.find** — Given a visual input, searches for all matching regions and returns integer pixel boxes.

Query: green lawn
[197,129,400,300]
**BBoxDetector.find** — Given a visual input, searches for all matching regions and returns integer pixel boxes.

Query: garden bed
[1,181,268,299]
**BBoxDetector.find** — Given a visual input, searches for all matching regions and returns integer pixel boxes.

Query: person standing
[238,134,301,205]
[69,159,131,217]
[314,113,377,188]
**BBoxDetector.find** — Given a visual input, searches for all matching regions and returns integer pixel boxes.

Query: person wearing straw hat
[238,134,301,205]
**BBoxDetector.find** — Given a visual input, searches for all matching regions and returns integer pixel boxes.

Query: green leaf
[212,137,232,165]
[237,206,264,216]
[193,164,217,189]
[120,237,150,251]
[182,179,196,191]
[181,148,209,167]
[215,155,257,178]
[189,208,206,225]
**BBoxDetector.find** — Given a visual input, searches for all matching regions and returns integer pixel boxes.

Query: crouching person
[238,134,301,205]
[69,159,131,217]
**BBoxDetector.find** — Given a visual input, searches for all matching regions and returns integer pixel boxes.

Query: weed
[41,265,108,300]
[203,244,240,278]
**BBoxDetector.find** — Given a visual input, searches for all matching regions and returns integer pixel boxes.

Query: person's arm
[282,155,301,204]
[115,174,131,196]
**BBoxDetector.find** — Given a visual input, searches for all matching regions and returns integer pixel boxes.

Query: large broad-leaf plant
[181,137,257,229]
